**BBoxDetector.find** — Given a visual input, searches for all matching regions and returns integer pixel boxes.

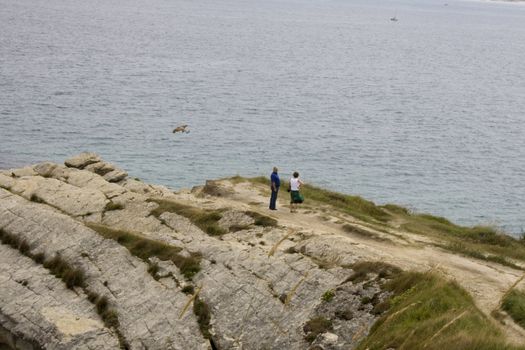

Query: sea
[1,0,524,235]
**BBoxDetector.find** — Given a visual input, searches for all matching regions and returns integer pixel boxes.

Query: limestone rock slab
[0,244,119,350]
[65,153,101,169]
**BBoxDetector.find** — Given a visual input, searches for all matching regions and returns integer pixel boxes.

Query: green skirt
[290,191,304,204]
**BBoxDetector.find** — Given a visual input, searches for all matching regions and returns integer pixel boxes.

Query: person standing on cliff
[269,167,280,210]
[289,171,304,213]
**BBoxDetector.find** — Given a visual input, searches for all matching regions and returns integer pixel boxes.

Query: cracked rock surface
[0,154,390,350]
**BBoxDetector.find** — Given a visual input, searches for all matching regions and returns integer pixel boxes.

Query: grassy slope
[236,176,525,342]
[240,176,525,268]
[502,289,525,329]
[358,271,525,350]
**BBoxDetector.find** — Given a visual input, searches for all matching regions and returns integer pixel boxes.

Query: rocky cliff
[0,154,524,350]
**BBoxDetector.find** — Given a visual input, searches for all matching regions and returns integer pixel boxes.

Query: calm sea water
[1,0,524,235]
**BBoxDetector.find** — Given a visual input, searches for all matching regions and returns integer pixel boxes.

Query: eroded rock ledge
[0,153,394,350]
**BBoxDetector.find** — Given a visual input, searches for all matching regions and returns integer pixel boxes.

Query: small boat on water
[390,16,398,22]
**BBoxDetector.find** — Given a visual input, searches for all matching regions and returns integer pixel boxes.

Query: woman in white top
[289,171,304,213]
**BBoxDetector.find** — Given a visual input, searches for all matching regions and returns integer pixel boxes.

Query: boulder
[201,180,233,197]
[84,162,115,176]
[64,153,101,169]
[0,174,14,190]
[9,176,108,217]
[9,166,37,178]
[33,161,58,178]
[103,169,127,183]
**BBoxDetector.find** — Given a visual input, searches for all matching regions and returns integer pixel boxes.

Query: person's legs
[269,189,278,210]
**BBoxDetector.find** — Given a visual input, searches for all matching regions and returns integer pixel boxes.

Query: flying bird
[173,125,190,134]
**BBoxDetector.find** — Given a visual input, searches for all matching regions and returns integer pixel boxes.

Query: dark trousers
[269,188,279,209]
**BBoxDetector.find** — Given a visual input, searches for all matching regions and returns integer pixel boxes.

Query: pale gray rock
[66,168,126,199]
[201,180,233,197]
[0,156,386,350]
[9,166,37,178]
[120,178,153,195]
[0,244,119,350]
[84,162,115,176]
[218,210,254,230]
[65,152,102,169]
[103,169,128,183]
[0,175,14,190]
[0,189,210,350]
[9,176,108,217]
[32,161,58,178]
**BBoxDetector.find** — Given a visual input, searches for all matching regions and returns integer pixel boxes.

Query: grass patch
[193,296,212,339]
[43,255,86,289]
[87,223,201,280]
[322,289,335,302]
[347,261,402,283]
[299,184,391,223]
[0,229,129,349]
[0,228,86,289]
[237,176,525,269]
[87,291,129,349]
[105,201,124,211]
[442,243,522,270]
[245,211,278,227]
[233,176,391,224]
[30,193,44,203]
[357,271,523,350]
[149,199,227,236]
[303,316,333,343]
[182,285,195,295]
[502,289,525,329]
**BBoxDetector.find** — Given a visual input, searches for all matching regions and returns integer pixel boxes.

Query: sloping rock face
[0,155,390,350]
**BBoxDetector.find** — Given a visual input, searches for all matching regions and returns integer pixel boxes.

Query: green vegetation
[357,271,523,350]
[0,228,85,289]
[149,199,227,236]
[87,291,129,349]
[241,176,395,223]
[182,285,195,295]
[0,228,129,349]
[347,261,402,283]
[105,201,124,211]
[502,289,525,329]
[193,296,212,339]
[87,223,201,280]
[303,316,333,343]
[30,193,44,203]
[245,211,278,227]
[442,243,522,270]
[234,176,525,270]
[43,255,86,289]
[322,289,335,302]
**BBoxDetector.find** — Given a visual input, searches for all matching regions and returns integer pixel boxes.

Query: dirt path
[175,180,525,344]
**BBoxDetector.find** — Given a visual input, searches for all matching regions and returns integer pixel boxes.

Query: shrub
[149,199,227,236]
[87,223,201,280]
[193,296,212,339]
[347,261,402,283]
[502,289,525,328]
[182,285,195,295]
[303,317,333,343]
[322,290,335,302]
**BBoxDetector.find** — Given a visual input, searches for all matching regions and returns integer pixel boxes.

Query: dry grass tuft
[149,199,227,236]
[87,223,201,280]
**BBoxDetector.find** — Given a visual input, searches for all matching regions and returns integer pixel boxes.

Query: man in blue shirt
[269,167,280,210]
